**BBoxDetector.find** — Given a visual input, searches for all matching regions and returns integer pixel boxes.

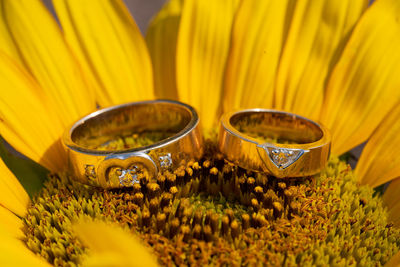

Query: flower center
[22,136,400,266]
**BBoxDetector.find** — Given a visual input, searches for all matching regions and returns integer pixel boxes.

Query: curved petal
[274,0,367,119]
[223,0,295,113]
[73,220,158,267]
[0,206,24,238]
[146,0,183,100]
[320,0,400,155]
[3,0,95,124]
[0,53,65,172]
[0,225,50,267]
[53,0,154,107]
[383,178,400,228]
[385,250,400,267]
[0,158,29,217]
[176,0,239,129]
[355,104,400,187]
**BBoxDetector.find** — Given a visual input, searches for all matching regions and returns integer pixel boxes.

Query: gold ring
[218,109,331,178]
[63,100,203,188]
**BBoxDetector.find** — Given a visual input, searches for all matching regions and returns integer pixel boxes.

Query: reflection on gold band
[218,109,331,178]
[63,100,203,189]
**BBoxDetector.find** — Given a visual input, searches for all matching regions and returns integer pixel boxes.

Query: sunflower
[1,0,400,266]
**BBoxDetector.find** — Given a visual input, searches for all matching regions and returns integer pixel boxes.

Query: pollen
[22,140,400,266]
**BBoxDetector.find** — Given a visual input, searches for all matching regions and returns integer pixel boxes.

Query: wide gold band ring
[63,100,203,189]
[218,109,331,178]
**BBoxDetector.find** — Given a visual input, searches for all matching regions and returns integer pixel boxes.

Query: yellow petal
[0,205,24,238]
[0,224,50,267]
[223,0,295,113]
[3,0,95,124]
[53,0,154,107]
[73,220,158,267]
[355,104,400,187]
[383,178,400,228]
[0,3,21,62]
[0,158,29,217]
[0,53,66,172]
[146,0,183,100]
[176,0,239,129]
[385,250,400,267]
[274,0,367,119]
[320,0,400,156]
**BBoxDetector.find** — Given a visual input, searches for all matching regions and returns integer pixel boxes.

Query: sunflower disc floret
[22,138,400,266]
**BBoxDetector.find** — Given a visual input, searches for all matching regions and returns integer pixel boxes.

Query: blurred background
[42,0,167,33]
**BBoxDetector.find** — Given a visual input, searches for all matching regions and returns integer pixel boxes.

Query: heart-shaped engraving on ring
[258,144,308,170]
[97,153,158,188]
[267,147,304,169]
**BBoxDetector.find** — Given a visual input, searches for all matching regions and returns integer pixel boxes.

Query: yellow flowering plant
[1,0,400,266]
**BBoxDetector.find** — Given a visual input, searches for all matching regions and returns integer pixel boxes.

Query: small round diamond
[159,153,173,168]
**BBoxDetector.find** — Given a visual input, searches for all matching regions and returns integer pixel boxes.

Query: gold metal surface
[63,100,203,188]
[218,109,331,178]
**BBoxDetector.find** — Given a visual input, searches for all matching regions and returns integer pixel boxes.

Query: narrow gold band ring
[63,100,203,188]
[218,109,331,178]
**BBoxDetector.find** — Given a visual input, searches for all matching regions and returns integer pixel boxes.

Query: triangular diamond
[263,146,305,169]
